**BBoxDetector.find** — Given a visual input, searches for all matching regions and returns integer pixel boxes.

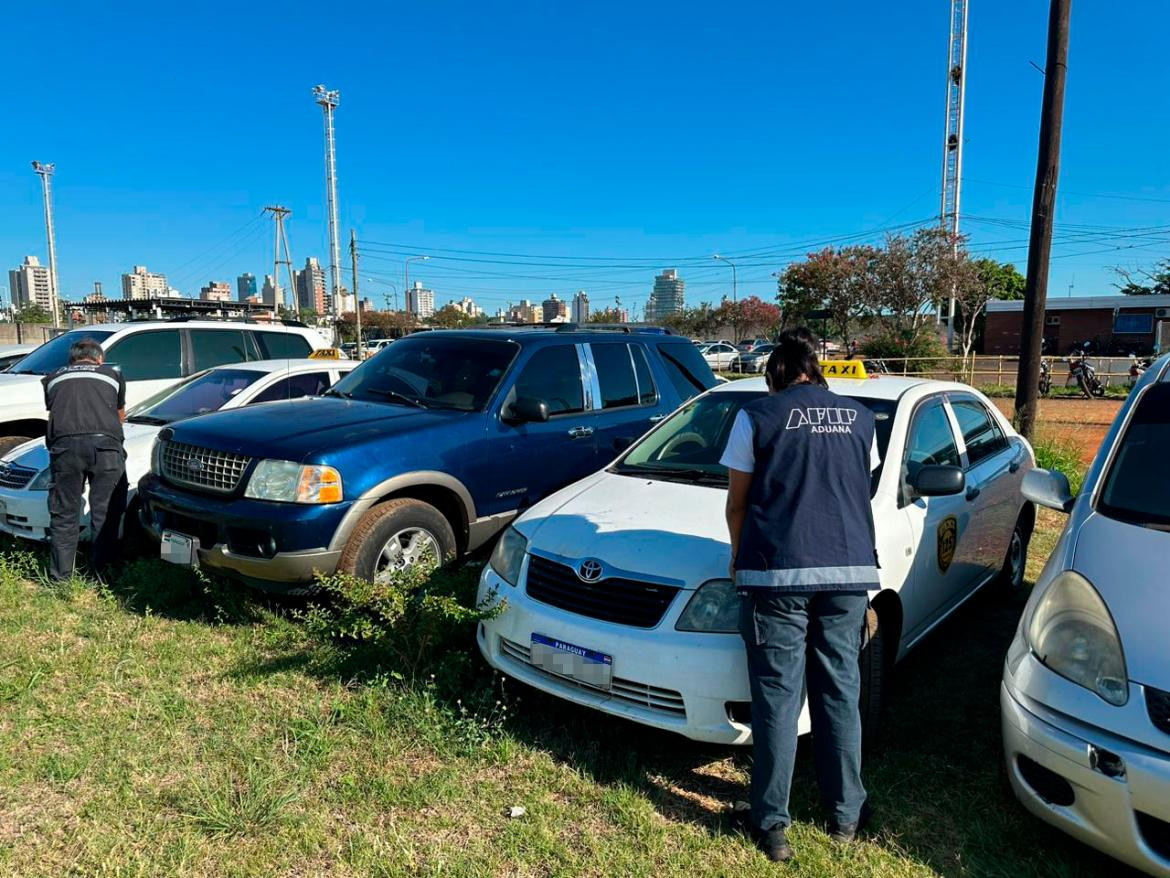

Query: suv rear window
[657,341,716,399]
[1098,382,1170,528]
[256,331,312,359]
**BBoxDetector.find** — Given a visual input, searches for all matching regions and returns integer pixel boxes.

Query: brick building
[984,294,1170,356]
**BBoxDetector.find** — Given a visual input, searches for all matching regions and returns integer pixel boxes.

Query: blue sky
[4,0,1170,317]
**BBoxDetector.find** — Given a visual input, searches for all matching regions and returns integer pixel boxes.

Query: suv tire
[337,498,457,581]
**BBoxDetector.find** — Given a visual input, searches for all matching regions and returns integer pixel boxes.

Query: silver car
[1003,353,1170,877]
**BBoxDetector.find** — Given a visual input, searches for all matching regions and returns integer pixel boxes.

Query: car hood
[3,422,160,473]
[163,396,468,463]
[516,471,731,589]
[1071,512,1170,689]
[0,372,49,408]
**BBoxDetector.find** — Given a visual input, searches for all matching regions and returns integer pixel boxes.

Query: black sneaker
[757,826,794,863]
[828,803,872,843]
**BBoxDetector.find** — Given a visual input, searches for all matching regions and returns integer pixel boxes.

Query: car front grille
[160,440,252,494]
[498,636,686,718]
[1146,686,1170,736]
[524,554,680,629]
[0,464,37,490]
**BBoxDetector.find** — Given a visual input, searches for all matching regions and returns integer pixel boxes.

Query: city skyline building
[571,290,590,323]
[261,274,281,307]
[407,281,436,319]
[647,268,685,323]
[200,280,232,302]
[8,256,53,311]
[542,292,567,322]
[450,296,483,318]
[236,272,257,302]
[122,265,170,300]
[295,257,326,314]
[507,299,542,323]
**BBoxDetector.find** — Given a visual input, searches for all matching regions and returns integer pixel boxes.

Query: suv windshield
[8,329,115,375]
[127,368,264,425]
[1098,382,1170,529]
[329,335,518,411]
[614,389,896,488]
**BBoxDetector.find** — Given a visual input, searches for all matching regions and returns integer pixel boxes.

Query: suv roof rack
[553,323,674,335]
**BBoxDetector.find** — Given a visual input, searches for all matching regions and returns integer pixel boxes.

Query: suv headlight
[244,460,343,504]
[676,579,739,633]
[28,468,51,491]
[1027,571,1128,706]
[488,526,527,586]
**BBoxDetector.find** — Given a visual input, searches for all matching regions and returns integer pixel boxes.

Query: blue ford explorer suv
[137,327,717,592]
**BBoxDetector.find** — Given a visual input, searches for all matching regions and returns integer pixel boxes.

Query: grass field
[0,508,1137,877]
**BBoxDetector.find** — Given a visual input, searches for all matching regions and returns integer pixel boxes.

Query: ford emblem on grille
[577,559,603,582]
[187,458,205,473]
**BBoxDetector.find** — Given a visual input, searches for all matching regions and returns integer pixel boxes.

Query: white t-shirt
[719,409,881,474]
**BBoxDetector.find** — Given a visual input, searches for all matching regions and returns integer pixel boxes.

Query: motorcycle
[1067,348,1106,399]
[1128,355,1150,387]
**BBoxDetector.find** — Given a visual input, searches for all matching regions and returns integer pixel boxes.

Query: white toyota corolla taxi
[1003,353,1170,877]
[477,371,1035,744]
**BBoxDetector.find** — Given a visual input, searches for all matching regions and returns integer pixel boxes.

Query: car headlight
[1027,571,1128,706]
[28,468,51,491]
[675,579,739,633]
[244,460,343,504]
[488,526,528,586]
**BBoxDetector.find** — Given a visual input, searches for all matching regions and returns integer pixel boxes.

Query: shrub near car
[1002,353,1170,878]
[0,359,354,542]
[477,371,1035,744]
[136,329,717,592]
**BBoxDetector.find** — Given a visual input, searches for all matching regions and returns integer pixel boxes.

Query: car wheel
[858,605,886,750]
[995,515,1030,594]
[337,498,457,582]
[0,435,33,457]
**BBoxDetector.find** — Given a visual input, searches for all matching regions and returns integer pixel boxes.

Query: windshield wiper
[323,387,352,399]
[617,463,726,484]
[366,388,430,408]
[126,415,170,425]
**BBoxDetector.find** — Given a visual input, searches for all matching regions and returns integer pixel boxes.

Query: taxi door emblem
[937,516,958,573]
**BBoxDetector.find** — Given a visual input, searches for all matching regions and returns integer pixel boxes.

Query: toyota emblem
[187,458,204,473]
[577,559,603,582]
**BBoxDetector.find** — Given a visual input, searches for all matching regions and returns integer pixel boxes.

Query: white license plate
[160,530,198,566]
[530,634,613,690]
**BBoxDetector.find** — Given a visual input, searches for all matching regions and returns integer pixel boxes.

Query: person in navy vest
[721,327,879,863]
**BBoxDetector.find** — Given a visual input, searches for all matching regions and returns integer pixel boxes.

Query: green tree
[14,304,52,324]
[428,305,474,328]
[587,308,625,324]
[1113,259,1170,295]
[715,296,781,342]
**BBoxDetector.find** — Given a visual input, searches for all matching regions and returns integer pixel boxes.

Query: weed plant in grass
[1031,433,1089,495]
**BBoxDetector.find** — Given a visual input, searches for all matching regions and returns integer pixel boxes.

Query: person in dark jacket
[721,327,879,862]
[42,338,127,581]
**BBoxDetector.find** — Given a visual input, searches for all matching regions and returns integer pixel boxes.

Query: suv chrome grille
[1147,686,1170,736]
[524,554,680,628]
[0,463,37,490]
[160,440,252,494]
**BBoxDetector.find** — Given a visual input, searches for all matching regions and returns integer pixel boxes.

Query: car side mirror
[913,464,965,497]
[1021,468,1075,513]
[505,396,550,424]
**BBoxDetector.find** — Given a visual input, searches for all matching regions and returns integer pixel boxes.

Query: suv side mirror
[505,396,550,424]
[913,464,965,497]
[1021,468,1075,513]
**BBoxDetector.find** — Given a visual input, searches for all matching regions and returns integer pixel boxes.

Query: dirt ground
[993,397,1123,464]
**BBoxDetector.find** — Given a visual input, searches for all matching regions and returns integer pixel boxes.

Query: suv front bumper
[138,473,351,589]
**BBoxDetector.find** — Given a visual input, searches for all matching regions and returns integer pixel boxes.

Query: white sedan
[478,373,1035,744]
[0,358,354,542]
[700,342,740,371]
[1003,353,1170,877]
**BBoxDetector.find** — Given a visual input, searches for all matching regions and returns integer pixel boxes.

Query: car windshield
[329,335,518,411]
[613,389,896,490]
[126,368,264,425]
[1097,382,1170,529]
[8,329,116,375]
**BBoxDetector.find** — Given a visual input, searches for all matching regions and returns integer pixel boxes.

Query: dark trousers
[48,434,127,581]
[739,590,868,831]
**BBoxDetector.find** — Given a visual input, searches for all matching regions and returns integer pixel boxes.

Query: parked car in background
[0,320,323,455]
[699,342,740,371]
[730,343,775,373]
[478,373,1036,744]
[0,359,355,544]
[0,344,40,372]
[1003,353,1170,878]
[137,328,718,593]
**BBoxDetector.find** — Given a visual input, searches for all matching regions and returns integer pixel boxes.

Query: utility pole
[350,229,362,360]
[940,0,969,349]
[31,162,61,327]
[313,85,343,340]
[404,255,429,318]
[1015,0,1071,440]
[264,206,296,314]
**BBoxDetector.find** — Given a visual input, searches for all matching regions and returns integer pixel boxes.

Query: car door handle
[1008,456,1022,473]
[567,426,594,439]
[649,414,666,423]
[965,486,981,502]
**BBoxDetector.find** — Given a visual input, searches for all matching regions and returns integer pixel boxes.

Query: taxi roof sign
[309,348,342,360]
[820,360,868,379]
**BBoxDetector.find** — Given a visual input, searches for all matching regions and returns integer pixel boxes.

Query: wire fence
[859,355,1141,395]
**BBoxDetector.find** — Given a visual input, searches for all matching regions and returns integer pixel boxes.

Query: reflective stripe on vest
[735,565,881,589]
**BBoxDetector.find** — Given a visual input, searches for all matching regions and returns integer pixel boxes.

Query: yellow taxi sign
[309,348,341,360]
[820,360,868,379]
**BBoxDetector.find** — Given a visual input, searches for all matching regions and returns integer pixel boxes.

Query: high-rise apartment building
[237,273,257,302]
[8,256,53,311]
[407,281,436,319]
[200,280,232,302]
[122,265,170,300]
[542,293,568,323]
[647,268,685,322]
[571,290,590,323]
[295,257,326,314]
[451,296,482,318]
[506,299,543,323]
[261,274,281,307]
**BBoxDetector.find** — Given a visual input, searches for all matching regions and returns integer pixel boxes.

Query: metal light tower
[313,85,343,331]
[264,206,296,312]
[940,0,969,346]
[31,161,61,327]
